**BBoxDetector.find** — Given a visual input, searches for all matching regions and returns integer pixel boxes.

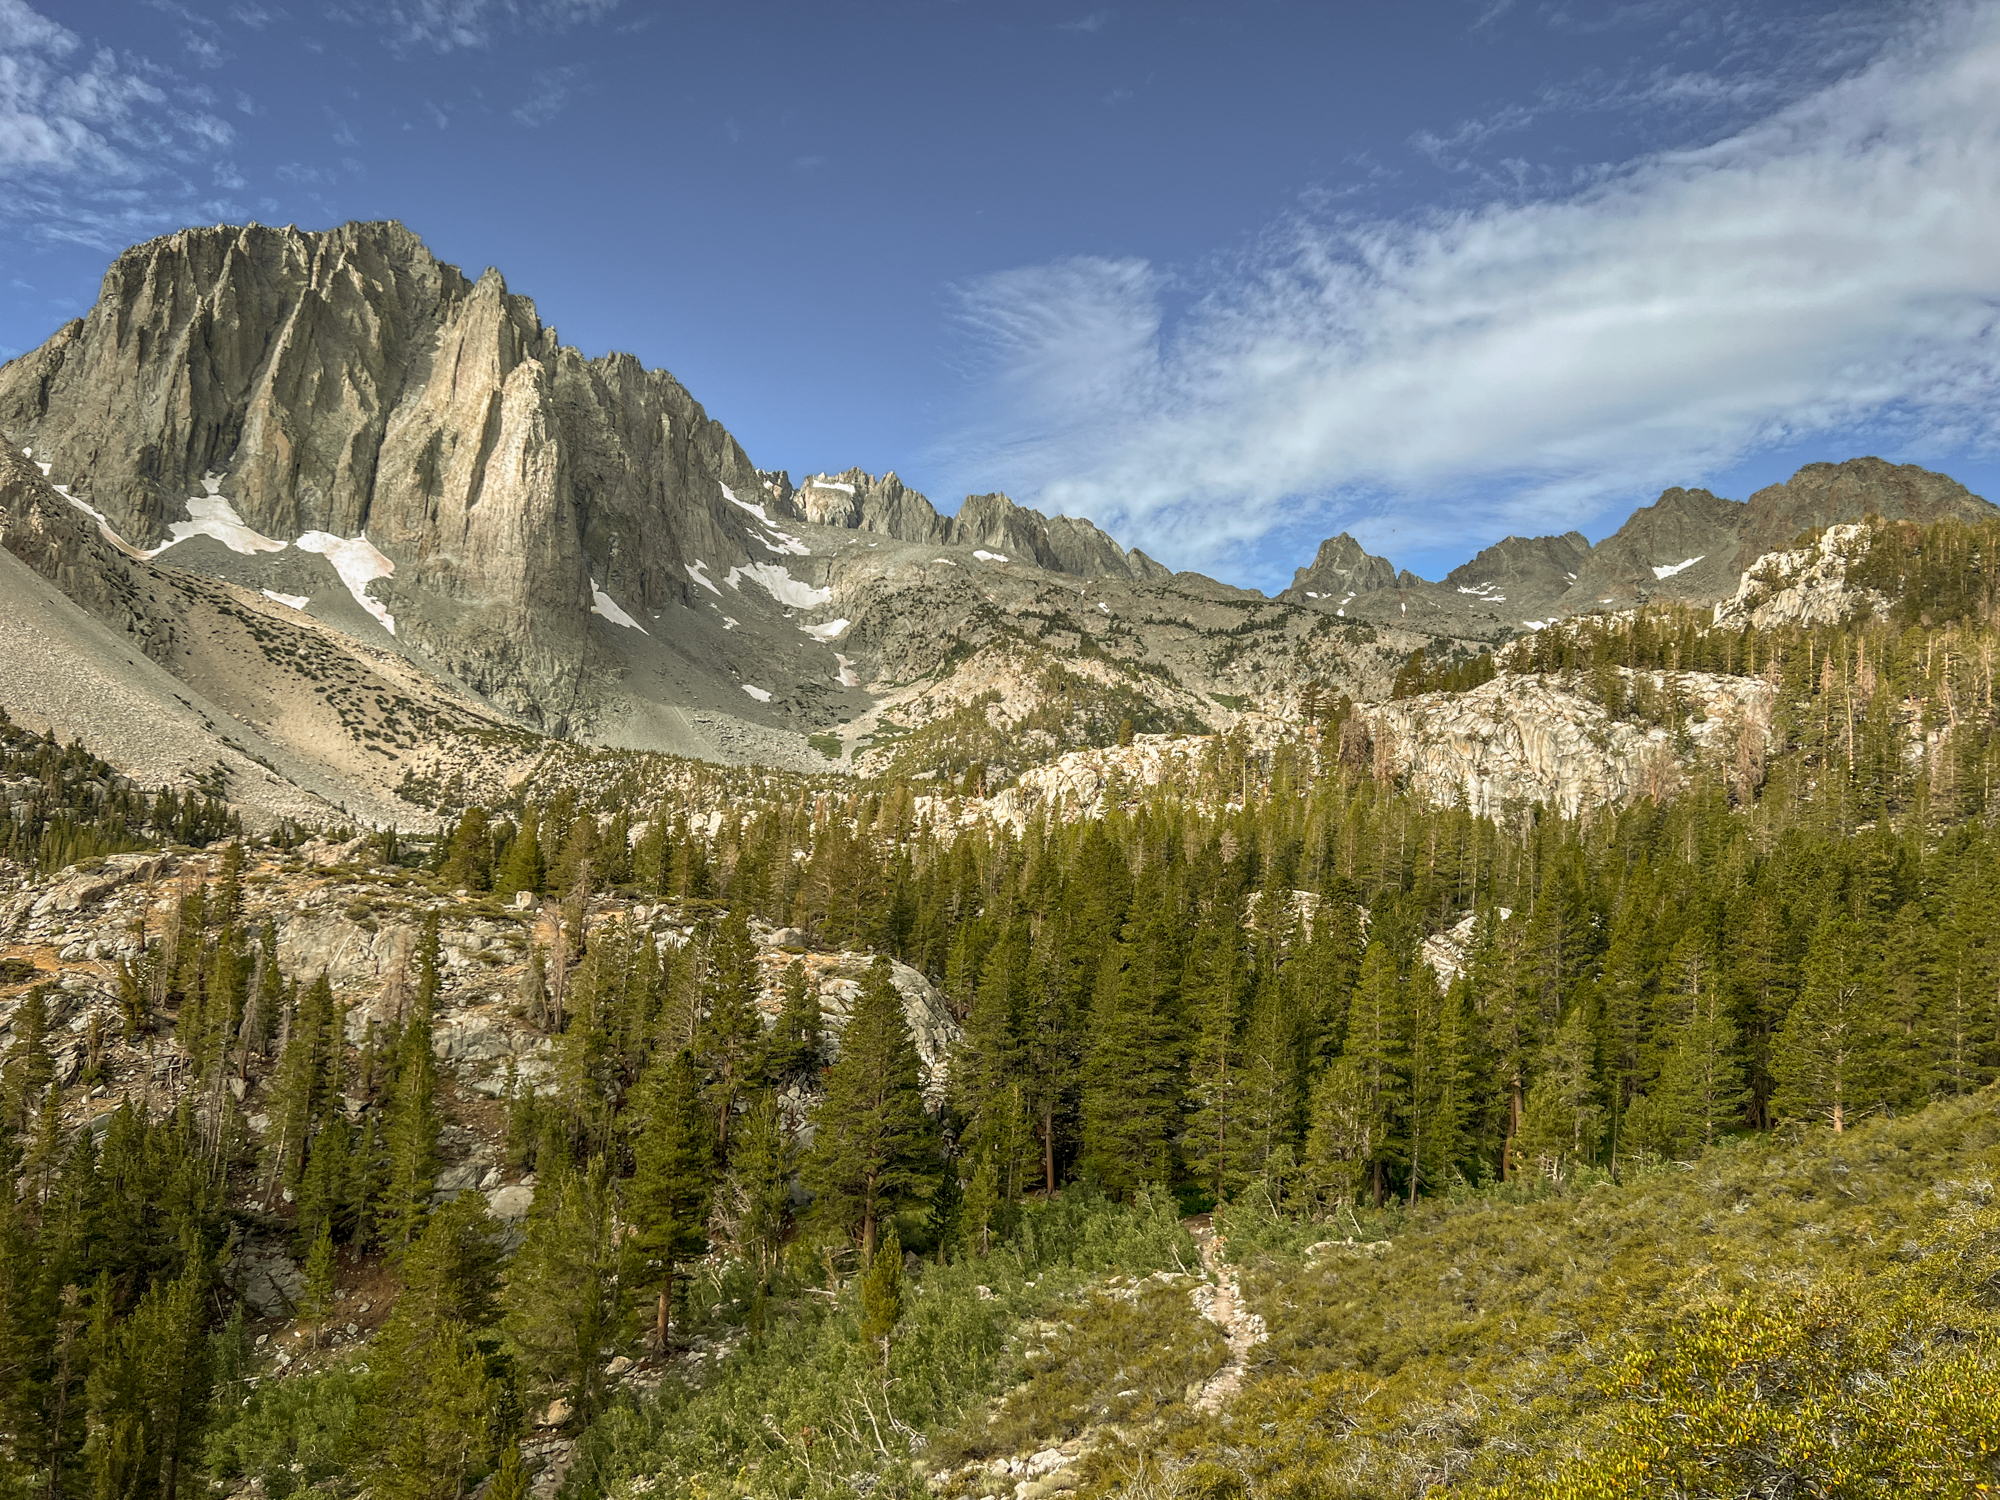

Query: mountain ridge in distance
[0,217,1994,818]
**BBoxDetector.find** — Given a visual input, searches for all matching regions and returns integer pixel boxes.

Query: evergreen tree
[1,985,54,1133]
[1079,889,1186,1197]
[494,809,543,901]
[1772,914,1888,1133]
[488,1444,529,1500]
[504,1155,620,1422]
[359,1195,502,1500]
[1021,916,1085,1194]
[954,922,1035,1196]
[697,908,765,1150]
[1515,1003,1603,1183]
[802,957,936,1257]
[1403,962,1470,1202]
[1180,903,1249,1202]
[1645,936,1749,1158]
[439,807,493,892]
[719,1090,792,1290]
[857,1226,902,1368]
[379,922,444,1254]
[625,1048,714,1348]
[760,958,822,1082]
[264,973,333,1193]
[301,1225,337,1349]
[1336,942,1409,1207]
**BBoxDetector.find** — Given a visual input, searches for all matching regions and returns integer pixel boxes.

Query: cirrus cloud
[942,2,2000,577]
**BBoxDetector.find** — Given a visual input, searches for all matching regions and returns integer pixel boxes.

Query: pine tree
[720,1090,792,1289]
[440,806,493,892]
[1403,962,1470,1202]
[954,922,1034,1190]
[301,1224,337,1350]
[1645,936,1749,1158]
[503,1155,620,1421]
[760,958,822,1082]
[625,1048,714,1349]
[379,920,443,1254]
[264,973,332,1193]
[358,1195,502,1500]
[488,1444,529,1500]
[1304,1056,1376,1207]
[961,1156,999,1256]
[857,1225,903,1368]
[1021,916,1085,1194]
[1772,914,1888,1133]
[494,808,543,901]
[1079,888,1186,1198]
[1180,903,1249,1202]
[697,907,765,1150]
[1335,942,1408,1207]
[1515,1003,1603,1182]
[802,957,936,1257]
[1,984,54,1133]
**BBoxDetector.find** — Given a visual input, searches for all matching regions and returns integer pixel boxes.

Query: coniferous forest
[4,521,2000,1498]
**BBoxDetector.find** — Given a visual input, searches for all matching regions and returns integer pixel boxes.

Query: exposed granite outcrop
[1712,522,1887,630]
[1363,669,1773,817]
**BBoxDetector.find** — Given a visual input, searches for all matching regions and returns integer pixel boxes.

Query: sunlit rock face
[0,221,772,731]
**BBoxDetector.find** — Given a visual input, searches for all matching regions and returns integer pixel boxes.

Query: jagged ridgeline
[1,513,1999,1497]
[9,220,1997,846]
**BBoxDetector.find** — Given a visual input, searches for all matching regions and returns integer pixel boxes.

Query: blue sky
[3,0,1998,589]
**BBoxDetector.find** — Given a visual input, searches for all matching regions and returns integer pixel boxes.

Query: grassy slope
[1070,1089,2000,1498]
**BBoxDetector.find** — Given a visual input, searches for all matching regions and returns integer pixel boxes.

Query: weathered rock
[486,1184,536,1221]
[230,1239,304,1316]
[1282,531,1399,602]
[1365,669,1773,817]
[0,222,776,734]
[1713,522,1886,630]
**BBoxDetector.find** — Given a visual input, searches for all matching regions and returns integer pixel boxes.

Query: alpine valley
[2,222,1999,1500]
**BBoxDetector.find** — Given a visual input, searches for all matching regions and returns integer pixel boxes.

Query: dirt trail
[1186,1218,1267,1412]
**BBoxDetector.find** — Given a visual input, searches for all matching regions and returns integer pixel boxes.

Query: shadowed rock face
[1734,458,1995,566]
[0,221,772,731]
[781,464,1166,580]
[1283,533,1399,602]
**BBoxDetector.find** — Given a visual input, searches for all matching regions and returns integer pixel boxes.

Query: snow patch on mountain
[296,532,396,635]
[726,563,832,609]
[590,580,647,632]
[166,496,287,556]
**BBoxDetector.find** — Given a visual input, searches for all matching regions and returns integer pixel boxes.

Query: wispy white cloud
[511,63,584,126]
[0,5,163,178]
[941,3,2000,571]
[0,0,256,245]
[377,0,619,53]
[1058,10,1110,34]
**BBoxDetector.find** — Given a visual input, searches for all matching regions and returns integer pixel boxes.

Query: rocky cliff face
[788,467,948,544]
[0,221,778,732]
[1712,522,1887,630]
[1443,531,1590,617]
[1363,669,1773,817]
[1282,533,1399,603]
[1554,487,1747,612]
[784,463,1166,581]
[1732,458,1993,565]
